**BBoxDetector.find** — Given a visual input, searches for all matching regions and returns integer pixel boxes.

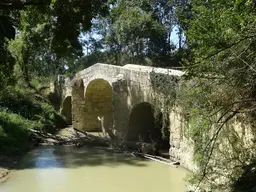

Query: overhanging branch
[190,35,256,66]
[0,1,48,10]
[195,110,238,190]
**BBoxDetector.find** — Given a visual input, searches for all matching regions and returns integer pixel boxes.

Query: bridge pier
[59,63,195,170]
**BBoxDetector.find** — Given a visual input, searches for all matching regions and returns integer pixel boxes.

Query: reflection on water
[0,145,188,192]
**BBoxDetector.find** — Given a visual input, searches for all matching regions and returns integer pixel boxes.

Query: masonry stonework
[60,63,194,169]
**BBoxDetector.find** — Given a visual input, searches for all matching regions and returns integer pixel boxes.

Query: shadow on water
[14,145,148,170]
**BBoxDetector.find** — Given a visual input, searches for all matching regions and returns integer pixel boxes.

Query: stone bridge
[60,63,194,168]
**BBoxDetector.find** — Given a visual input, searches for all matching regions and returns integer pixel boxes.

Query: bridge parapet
[71,63,184,89]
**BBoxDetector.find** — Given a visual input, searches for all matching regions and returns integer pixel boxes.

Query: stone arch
[127,102,157,142]
[61,96,72,124]
[71,78,85,130]
[84,79,113,131]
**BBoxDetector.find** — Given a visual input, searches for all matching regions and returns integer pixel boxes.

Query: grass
[0,110,35,155]
[0,86,67,156]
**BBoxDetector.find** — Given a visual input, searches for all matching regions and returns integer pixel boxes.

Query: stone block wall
[71,79,86,130]
[59,62,256,183]
[61,63,196,170]
[169,108,195,171]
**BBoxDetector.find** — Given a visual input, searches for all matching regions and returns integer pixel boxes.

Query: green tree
[178,0,256,190]
[0,0,111,88]
[89,0,182,67]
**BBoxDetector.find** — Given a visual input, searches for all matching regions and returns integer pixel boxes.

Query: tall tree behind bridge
[75,0,190,69]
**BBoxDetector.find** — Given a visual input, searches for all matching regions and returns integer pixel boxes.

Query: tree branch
[0,1,48,10]
[195,111,238,190]
[190,35,256,66]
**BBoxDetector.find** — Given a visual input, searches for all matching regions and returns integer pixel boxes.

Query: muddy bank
[0,127,86,183]
[0,142,39,183]
[0,168,9,183]
[0,155,22,183]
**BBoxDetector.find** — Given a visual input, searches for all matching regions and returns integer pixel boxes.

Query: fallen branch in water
[29,128,172,165]
[29,129,65,142]
[29,128,110,147]
[29,128,151,152]
[73,128,88,137]
[132,152,180,167]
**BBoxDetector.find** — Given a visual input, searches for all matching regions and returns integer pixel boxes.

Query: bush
[0,87,66,131]
[0,86,67,155]
[0,110,36,155]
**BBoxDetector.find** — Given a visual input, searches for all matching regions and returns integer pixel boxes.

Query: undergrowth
[0,86,66,156]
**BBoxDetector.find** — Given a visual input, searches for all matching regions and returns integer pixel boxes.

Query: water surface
[0,145,188,192]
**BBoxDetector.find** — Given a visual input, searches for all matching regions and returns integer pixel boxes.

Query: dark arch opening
[127,102,161,142]
[61,96,72,125]
[84,79,113,131]
[154,111,170,150]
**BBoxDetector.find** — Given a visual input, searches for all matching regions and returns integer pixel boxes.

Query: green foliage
[177,67,256,190]
[81,0,183,67]
[173,0,256,190]
[0,41,16,89]
[150,71,178,98]
[1,0,109,55]
[149,71,179,140]
[110,6,165,46]
[7,8,79,86]
[0,0,111,90]
[0,86,67,155]
[2,87,66,132]
[0,110,35,155]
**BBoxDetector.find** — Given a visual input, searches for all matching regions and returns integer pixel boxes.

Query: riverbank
[0,143,37,183]
[0,127,83,183]
[0,168,9,183]
[0,155,22,183]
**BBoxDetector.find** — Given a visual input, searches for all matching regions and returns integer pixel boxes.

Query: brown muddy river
[0,145,188,192]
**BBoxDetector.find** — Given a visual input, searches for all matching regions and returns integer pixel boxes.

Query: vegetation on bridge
[149,71,179,141]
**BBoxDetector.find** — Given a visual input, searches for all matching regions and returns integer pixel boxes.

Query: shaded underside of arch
[61,96,72,124]
[84,79,113,131]
[127,102,155,142]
